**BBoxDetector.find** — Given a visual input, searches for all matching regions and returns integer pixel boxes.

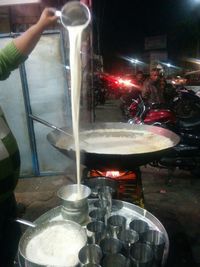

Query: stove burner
[83,168,144,208]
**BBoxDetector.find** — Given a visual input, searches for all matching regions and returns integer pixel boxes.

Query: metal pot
[83,177,117,198]
[47,123,180,170]
[18,220,87,267]
[57,184,91,224]
[56,1,91,29]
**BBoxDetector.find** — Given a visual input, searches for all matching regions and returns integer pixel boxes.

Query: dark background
[92,0,200,72]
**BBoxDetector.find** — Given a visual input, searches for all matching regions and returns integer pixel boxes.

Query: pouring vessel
[57,184,91,224]
[55,1,91,29]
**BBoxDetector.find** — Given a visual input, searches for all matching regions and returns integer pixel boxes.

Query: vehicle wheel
[174,99,200,118]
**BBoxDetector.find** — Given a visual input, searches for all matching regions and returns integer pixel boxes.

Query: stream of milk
[67,25,85,196]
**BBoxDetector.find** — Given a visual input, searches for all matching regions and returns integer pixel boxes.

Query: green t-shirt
[0,41,26,202]
[0,41,27,80]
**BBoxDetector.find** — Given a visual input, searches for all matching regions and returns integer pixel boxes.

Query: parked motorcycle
[172,85,200,119]
[128,94,200,183]
[128,95,177,128]
[120,89,141,119]
[125,85,200,120]
[150,118,200,184]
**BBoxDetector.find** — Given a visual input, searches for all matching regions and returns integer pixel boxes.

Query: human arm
[13,7,57,56]
[0,8,57,80]
[0,42,26,80]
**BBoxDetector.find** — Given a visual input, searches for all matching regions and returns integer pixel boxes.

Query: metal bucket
[57,184,91,224]
[18,220,87,267]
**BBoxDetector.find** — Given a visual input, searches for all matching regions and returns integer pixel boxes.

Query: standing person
[0,8,57,267]
[127,71,144,101]
[120,71,144,115]
[159,76,167,104]
[129,70,144,99]
[160,77,177,108]
[135,70,145,88]
[141,68,164,105]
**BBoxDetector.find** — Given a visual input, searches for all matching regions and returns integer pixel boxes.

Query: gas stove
[83,167,144,208]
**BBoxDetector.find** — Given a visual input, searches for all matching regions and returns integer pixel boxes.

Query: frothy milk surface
[56,129,173,155]
[66,192,83,201]
[25,224,86,266]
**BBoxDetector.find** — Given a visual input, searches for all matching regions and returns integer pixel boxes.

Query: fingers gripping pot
[57,184,91,224]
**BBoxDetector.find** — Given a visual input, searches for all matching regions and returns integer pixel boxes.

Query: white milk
[56,130,173,155]
[67,25,85,194]
[26,224,86,266]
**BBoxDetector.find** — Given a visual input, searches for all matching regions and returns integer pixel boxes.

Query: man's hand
[36,7,58,31]
[13,7,58,56]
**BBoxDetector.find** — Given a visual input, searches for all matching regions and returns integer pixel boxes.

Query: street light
[166,63,171,77]
[131,59,138,75]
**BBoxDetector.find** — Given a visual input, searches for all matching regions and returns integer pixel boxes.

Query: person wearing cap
[142,68,164,105]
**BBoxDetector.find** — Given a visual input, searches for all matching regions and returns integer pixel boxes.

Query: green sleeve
[0,41,27,81]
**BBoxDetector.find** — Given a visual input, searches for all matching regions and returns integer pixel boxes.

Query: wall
[0,31,92,177]
[0,1,94,177]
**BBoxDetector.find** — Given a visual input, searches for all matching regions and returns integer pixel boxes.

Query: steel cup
[101,253,129,267]
[94,199,123,213]
[57,184,91,224]
[89,208,107,223]
[87,221,107,245]
[93,199,110,209]
[141,230,165,265]
[59,1,91,29]
[129,242,154,267]
[98,186,113,213]
[107,215,126,238]
[84,177,117,198]
[78,244,102,265]
[129,219,149,238]
[117,229,139,256]
[100,237,123,255]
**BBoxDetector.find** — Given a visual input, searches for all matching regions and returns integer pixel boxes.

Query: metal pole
[19,63,40,176]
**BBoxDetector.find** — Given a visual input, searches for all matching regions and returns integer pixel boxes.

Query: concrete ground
[15,99,200,267]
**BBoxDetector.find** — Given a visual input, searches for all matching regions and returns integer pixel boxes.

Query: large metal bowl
[47,123,180,169]
[18,200,170,267]
[18,220,87,267]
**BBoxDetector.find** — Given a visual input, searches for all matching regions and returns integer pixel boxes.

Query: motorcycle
[172,85,200,119]
[128,94,200,183]
[125,85,200,120]
[120,89,141,119]
[127,95,177,128]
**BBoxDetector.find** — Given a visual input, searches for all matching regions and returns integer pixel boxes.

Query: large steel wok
[47,123,180,170]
